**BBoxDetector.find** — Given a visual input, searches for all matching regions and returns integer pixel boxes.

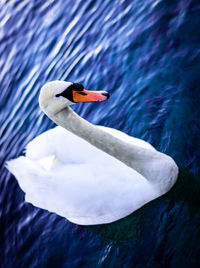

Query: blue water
[1,0,200,267]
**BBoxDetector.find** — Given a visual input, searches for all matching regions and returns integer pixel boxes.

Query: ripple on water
[1,0,200,267]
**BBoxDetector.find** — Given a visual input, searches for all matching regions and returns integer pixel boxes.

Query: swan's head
[39,80,109,115]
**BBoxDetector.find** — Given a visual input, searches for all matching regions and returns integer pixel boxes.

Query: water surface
[1,0,200,267]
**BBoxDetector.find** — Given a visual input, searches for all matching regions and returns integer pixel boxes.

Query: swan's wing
[6,155,159,225]
[25,127,60,160]
[25,126,111,165]
[26,125,155,171]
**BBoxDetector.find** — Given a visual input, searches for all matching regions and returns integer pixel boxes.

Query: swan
[7,81,178,225]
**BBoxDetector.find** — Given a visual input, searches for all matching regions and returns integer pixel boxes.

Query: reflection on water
[1,0,200,267]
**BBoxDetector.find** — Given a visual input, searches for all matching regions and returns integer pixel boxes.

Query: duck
[7,81,178,225]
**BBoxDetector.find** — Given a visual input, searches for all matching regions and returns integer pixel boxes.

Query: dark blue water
[1,0,200,267]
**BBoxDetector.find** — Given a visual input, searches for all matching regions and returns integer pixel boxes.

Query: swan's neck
[46,107,160,174]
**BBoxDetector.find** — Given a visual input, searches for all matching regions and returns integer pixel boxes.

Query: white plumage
[7,81,178,225]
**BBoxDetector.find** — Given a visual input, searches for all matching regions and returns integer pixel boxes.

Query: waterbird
[7,81,178,225]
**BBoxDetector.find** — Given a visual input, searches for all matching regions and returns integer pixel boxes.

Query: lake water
[1,0,200,267]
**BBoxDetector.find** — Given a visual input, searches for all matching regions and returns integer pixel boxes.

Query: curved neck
[45,107,158,174]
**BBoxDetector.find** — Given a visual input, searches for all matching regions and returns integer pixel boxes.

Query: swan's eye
[55,87,73,101]
[55,82,84,101]
[55,88,70,98]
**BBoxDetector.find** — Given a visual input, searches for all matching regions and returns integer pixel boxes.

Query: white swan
[7,81,178,225]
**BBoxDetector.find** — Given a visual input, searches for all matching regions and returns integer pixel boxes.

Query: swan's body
[7,81,178,225]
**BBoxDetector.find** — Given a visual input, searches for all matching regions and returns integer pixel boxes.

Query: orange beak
[73,89,110,103]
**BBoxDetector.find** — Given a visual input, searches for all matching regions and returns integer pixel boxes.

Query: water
[1,0,200,267]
